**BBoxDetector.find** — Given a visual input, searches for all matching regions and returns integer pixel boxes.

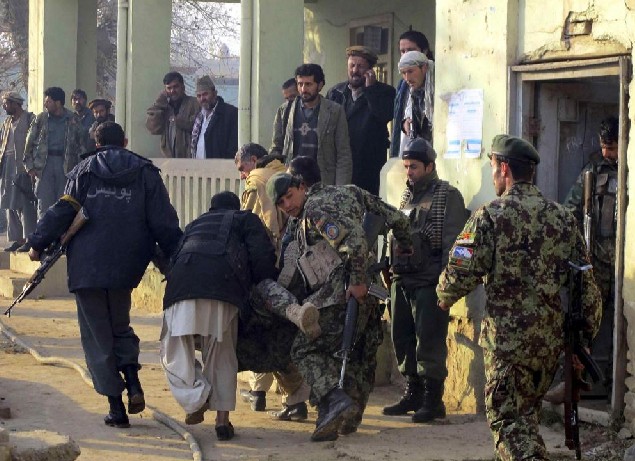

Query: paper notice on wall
[444,89,484,159]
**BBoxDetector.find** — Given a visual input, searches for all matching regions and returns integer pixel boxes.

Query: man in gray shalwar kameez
[0,92,37,251]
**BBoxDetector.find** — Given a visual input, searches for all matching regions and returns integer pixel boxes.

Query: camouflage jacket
[23,109,87,174]
[436,182,602,361]
[296,183,411,307]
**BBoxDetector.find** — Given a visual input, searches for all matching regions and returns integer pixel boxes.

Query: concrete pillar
[246,0,304,146]
[28,0,96,111]
[431,0,520,414]
[122,0,171,157]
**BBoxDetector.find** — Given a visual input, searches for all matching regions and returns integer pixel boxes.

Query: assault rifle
[582,171,594,251]
[338,212,388,388]
[564,260,603,460]
[4,208,88,317]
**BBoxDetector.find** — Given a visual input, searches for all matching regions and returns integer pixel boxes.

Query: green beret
[402,138,437,163]
[266,172,296,204]
[490,134,540,164]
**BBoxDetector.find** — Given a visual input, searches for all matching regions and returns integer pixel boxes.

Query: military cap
[1,91,24,104]
[266,172,300,204]
[196,75,215,93]
[490,134,540,164]
[88,98,112,110]
[346,45,378,67]
[402,137,437,163]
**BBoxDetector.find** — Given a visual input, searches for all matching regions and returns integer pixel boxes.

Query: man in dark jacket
[326,46,395,195]
[160,191,277,440]
[27,121,183,429]
[190,75,238,159]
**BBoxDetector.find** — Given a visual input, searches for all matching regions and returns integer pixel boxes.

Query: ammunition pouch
[297,239,342,291]
[593,172,617,238]
[390,232,426,274]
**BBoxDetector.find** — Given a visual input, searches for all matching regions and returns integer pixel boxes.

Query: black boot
[122,365,145,414]
[382,376,423,415]
[412,377,446,423]
[311,388,356,442]
[104,395,130,428]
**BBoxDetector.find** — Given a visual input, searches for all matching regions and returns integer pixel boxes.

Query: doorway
[509,56,630,420]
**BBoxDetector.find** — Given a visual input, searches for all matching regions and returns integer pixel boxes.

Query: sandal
[215,421,235,441]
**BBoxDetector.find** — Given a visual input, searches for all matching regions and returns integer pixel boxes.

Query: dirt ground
[0,297,631,461]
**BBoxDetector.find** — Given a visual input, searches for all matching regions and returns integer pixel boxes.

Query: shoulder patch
[324,223,340,240]
[455,232,475,245]
[449,245,474,270]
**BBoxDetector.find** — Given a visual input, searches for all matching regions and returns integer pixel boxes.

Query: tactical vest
[391,180,449,274]
[176,211,251,290]
[591,163,618,238]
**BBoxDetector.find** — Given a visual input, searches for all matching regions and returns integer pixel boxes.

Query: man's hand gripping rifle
[4,208,88,317]
[564,260,603,460]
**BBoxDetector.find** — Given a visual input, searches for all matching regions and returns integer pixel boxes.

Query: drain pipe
[115,0,129,132]
[238,0,253,145]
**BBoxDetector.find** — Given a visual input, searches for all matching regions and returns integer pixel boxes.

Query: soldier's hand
[402,118,412,136]
[347,283,368,303]
[437,300,451,311]
[28,248,40,262]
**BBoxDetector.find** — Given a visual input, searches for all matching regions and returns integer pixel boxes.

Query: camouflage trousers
[236,284,298,374]
[342,297,383,419]
[484,350,559,461]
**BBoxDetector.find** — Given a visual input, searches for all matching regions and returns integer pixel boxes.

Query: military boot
[122,365,145,414]
[104,395,130,428]
[286,302,321,340]
[412,377,446,423]
[311,388,356,442]
[382,376,423,415]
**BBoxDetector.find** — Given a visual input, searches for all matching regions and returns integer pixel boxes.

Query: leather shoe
[15,242,31,252]
[270,402,308,421]
[185,404,207,425]
[239,389,266,411]
[215,422,235,441]
[3,241,22,252]
[104,395,130,428]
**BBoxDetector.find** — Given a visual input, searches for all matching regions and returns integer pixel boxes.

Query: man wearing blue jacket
[27,122,183,429]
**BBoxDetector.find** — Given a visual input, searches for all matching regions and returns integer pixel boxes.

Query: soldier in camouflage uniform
[287,155,411,435]
[265,169,411,442]
[554,116,618,399]
[436,135,602,461]
[382,138,467,423]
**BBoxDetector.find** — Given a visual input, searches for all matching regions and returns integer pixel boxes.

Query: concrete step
[0,250,71,302]
[0,269,28,299]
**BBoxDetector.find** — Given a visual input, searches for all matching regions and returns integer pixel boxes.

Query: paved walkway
[0,295,577,461]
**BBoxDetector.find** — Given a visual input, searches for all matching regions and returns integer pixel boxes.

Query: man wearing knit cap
[383,137,467,424]
[146,71,200,158]
[326,46,395,195]
[437,135,601,460]
[395,50,434,156]
[0,92,36,251]
[190,75,238,159]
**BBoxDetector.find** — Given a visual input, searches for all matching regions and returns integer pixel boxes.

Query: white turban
[398,51,435,127]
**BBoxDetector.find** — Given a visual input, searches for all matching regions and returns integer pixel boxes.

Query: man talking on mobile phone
[326,46,395,196]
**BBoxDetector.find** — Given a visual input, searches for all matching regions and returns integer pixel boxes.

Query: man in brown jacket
[146,71,200,158]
